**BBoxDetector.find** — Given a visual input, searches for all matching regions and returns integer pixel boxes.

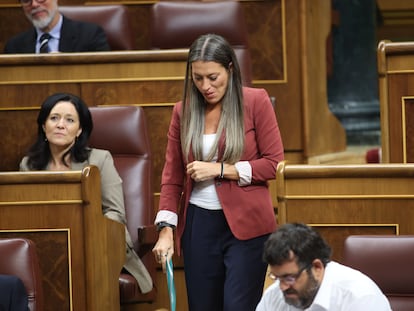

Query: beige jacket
[20,148,153,294]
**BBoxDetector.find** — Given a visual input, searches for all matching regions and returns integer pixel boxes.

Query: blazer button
[216,181,222,186]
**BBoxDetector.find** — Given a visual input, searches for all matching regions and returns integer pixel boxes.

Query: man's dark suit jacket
[4,15,110,53]
[0,275,29,311]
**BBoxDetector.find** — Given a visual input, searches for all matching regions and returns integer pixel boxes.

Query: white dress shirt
[256,261,392,311]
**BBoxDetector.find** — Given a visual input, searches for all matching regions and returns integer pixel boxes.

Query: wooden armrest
[137,225,157,246]
[137,225,157,257]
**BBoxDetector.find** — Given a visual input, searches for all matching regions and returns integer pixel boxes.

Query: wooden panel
[377,0,414,10]
[376,0,414,42]
[377,40,414,162]
[276,161,414,262]
[404,98,414,162]
[0,0,346,163]
[0,167,125,311]
[0,230,70,310]
[0,51,188,194]
[310,224,397,262]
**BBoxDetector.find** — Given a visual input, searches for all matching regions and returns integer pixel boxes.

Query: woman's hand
[152,227,174,272]
[187,161,239,181]
[186,161,221,182]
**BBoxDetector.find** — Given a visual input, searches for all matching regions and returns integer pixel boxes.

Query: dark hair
[26,92,93,169]
[181,33,244,163]
[263,223,332,268]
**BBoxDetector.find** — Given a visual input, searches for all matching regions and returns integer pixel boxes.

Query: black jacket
[4,15,110,53]
[0,275,28,311]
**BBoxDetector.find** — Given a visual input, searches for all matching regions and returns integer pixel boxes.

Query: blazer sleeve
[158,102,186,214]
[243,88,284,182]
[88,149,126,225]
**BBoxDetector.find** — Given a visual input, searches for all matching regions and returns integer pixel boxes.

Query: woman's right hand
[152,227,175,272]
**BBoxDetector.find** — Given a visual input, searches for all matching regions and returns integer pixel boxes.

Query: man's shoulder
[4,28,35,53]
[242,87,271,106]
[318,262,391,310]
[88,148,112,161]
[7,29,34,41]
[60,15,110,51]
[242,86,268,97]
[325,261,385,296]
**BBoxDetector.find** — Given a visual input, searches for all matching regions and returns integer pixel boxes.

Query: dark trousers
[182,204,269,311]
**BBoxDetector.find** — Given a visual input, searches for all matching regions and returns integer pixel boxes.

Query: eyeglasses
[268,264,311,286]
[20,0,47,7]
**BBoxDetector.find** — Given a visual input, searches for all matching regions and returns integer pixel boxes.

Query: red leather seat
[343,235,414,311]
[0,238,44,311]
[59,5,136,50]
[88,106,157,305]
[150,1,253,86]
[365,147,381,163]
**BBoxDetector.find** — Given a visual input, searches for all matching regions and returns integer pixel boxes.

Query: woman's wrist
[218,162,224,179]
[156,221,176,232]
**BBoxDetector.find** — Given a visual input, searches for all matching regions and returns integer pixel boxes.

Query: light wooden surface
[0,0,347,170]
[378,40,414,163]
[277,161,414,262]
[0,2,350,309]
[0,166,125,311]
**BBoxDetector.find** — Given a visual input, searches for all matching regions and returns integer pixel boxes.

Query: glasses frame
[268,263,311,286]
[20,0,47,7]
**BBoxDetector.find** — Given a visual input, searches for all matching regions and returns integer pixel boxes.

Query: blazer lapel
[23,29,37,53]
[58,16,76,52]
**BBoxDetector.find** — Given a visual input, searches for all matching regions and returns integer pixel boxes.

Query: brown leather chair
[88,106,157,305]
[150,1,253,86]
[343,235,414,311]
[59,5,136,50]
[0,238,44,311]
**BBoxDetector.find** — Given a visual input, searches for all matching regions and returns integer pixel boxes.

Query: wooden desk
[0,51,187,208]
[276,161,414,262]
[378,40,414,162]
[0,166,125,311]
[0,0,346,165]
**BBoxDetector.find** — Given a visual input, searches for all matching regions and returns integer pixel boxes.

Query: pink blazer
[159,87,284,251]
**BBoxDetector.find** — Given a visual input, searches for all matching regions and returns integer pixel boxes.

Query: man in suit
[4,0,110,53]
[0,275,29,311]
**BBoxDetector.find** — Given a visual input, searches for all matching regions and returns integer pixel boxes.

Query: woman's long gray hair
[181,34,244,164]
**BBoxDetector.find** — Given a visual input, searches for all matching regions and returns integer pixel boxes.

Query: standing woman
[20,92,153,295]
[153,34,284,310]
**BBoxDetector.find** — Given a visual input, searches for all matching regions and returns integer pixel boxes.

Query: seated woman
[20,92,153,294]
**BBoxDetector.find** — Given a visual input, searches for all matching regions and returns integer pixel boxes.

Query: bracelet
[219,162,224,179]
[156,221,176,232]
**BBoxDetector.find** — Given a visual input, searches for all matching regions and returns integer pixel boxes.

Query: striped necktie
[39,33,51,53]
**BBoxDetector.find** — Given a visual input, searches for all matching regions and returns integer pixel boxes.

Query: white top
[256,261,392,311]
[36,14,62,53]
[189,134,222,210]
[154,134,253,225]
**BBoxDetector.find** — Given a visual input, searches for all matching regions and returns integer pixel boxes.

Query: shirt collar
[36,13,63,41]
[307,262,333,311]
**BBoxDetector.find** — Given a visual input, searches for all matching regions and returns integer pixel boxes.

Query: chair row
[6,233,413,311]
[59,1,253,86]
[0,106,157,311]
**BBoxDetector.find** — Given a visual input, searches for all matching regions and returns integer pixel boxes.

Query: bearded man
[256,223,391,311]
[4,0,109,53]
